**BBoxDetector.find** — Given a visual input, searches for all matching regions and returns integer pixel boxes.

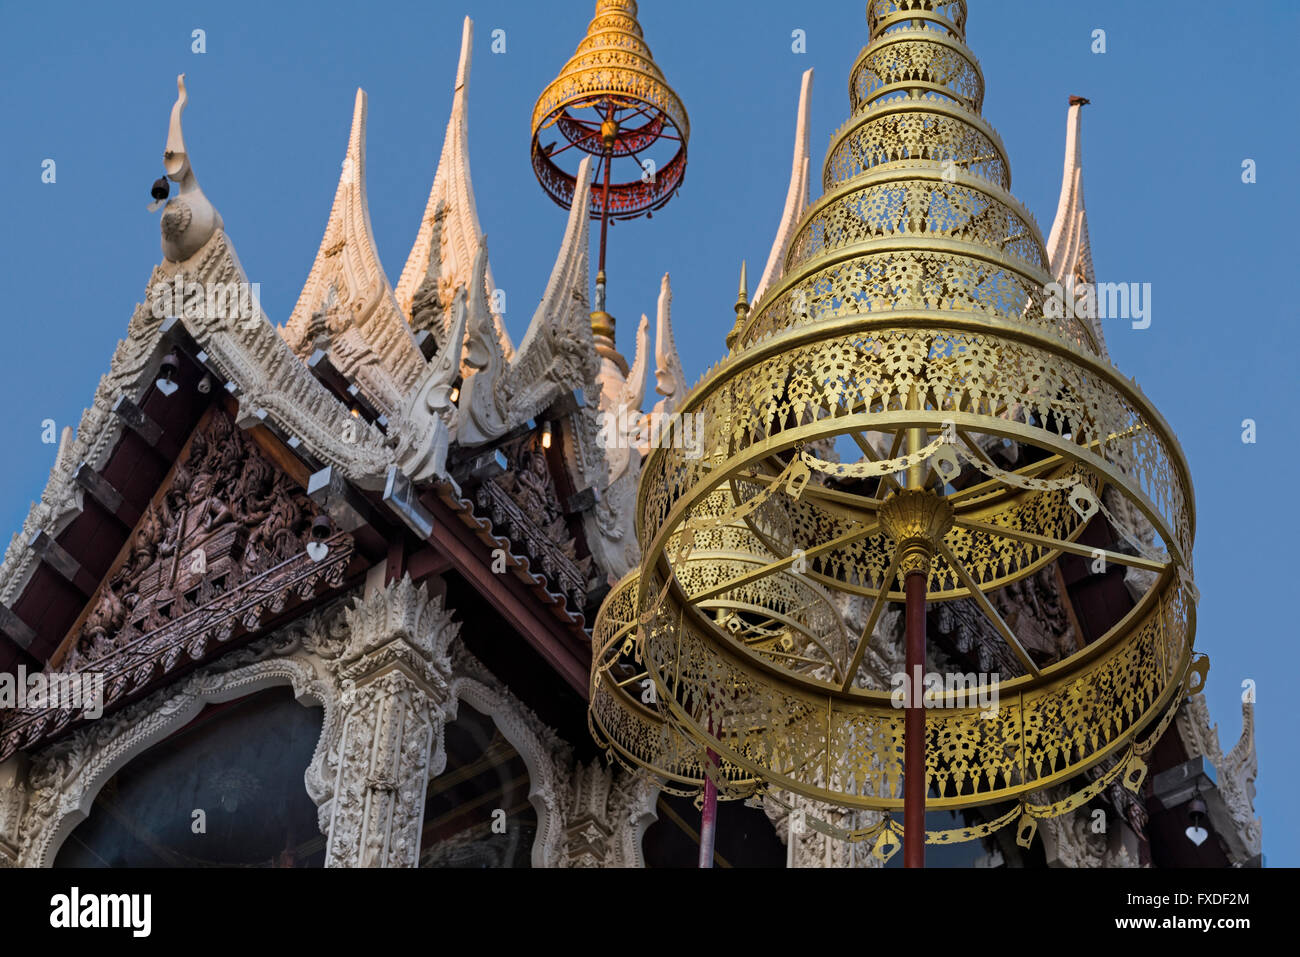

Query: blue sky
[1,0,1296,864]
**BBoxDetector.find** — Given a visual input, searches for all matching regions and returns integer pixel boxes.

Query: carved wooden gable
[475,431,591,608]
[0,407,357,760]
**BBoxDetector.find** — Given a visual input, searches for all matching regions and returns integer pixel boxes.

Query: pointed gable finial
[396,17,513,360]
[475,151,601,437]
[457,154,601,443]
[652,272,685,417]
[158,74,223,262]
[282,88,426,414]
[1047,95,1107,358]
[753,68,814,307]
[164,75,190,179]
[453,10,472,93]
[623,314,652,413]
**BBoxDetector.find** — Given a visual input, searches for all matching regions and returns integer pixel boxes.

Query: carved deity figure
[57,411,322,671]
[514,443,557,522]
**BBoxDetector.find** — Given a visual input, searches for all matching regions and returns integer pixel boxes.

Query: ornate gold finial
[726,260,749,351]
[878,489,954,578]
[530,0,689,219]
[533,0,689,367]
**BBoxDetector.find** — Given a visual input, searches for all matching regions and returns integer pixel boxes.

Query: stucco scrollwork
[7,608,345,868]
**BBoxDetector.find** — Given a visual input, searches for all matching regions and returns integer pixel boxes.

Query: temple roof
[0,58,629,674]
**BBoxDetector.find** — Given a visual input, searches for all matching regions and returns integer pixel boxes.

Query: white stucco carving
[8,616,343,868]
[1046,99,1108,359]
[457,154,601,447]
[159,74,223,263]
[1039,805,1140,868]
[764,792,884,868]
[282,89,428,418]
[1175,693,1261,865]
[752,69,813,308]
[4,579,654,868]
[395,17,513,362]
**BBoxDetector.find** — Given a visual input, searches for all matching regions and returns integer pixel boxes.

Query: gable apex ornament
[396,17,513,361]
[158,75,224,263]
[282,89,427,416]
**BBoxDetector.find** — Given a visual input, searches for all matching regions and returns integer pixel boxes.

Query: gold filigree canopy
[591,0,1201,848]
[531,0,689,220]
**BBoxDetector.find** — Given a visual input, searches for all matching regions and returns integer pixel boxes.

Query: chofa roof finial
[157,74,223,263]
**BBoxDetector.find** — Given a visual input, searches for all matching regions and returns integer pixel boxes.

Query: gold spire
[726,260,748,351]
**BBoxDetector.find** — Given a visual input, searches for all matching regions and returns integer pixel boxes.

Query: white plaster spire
[1046,95,1108,359]
[651,272,685,417]
[503,153,599,418]
[453,236,509,444]
[457,155,599,445]
[395,17,513,359]
[158,74,223,263]
[624,313,653,460]
[282,89,427,415]
[752,69,814,308]
[624,315,652,414]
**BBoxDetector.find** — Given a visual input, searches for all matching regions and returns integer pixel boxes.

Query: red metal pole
[699,746,719,868]
[593,102,615,322]
[598,154,612,274]
[904,568,927,868]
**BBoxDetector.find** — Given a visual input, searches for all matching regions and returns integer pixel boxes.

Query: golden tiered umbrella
[531,0,689,347]
[591,0,1203,867]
